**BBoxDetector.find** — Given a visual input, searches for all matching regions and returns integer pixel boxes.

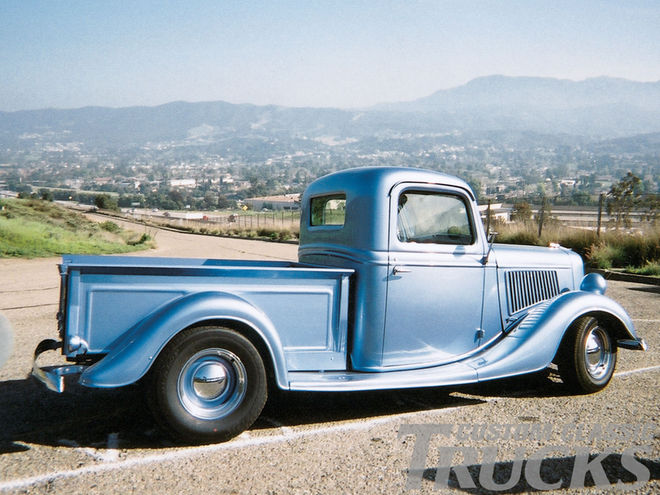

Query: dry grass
[495,221,660,271]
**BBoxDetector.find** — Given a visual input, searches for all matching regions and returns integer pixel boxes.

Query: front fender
[79,291,288,389]
[468,290,642,381]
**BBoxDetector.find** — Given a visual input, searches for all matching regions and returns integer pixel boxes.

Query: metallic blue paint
[580,272,608,295]
[289,284,641,391]
[33,167,645,397]
[59,255,352,389]
[467,287,640,381]
[79,291,290,389]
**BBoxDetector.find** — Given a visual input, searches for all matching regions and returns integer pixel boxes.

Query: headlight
[580,273,607,295]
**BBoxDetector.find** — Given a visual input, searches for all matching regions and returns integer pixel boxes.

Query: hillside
[1,76,659,151]
[0,199,153,257]
[375,76,660,136]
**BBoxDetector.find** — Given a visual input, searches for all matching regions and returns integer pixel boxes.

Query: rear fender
[469,290,641,381]
[79,291,288,389]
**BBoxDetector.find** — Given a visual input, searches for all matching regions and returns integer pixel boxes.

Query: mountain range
[1,75,660,149]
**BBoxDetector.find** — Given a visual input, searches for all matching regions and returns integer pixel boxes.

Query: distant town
[1,76,658,219]
[1,130,657,215]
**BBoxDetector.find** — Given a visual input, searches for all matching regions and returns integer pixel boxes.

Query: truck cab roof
[299,167,477,255]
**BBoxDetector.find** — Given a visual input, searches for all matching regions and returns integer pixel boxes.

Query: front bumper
[31,339,85,393]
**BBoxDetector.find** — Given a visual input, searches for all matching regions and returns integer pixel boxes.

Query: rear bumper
[31,339,85,393]
[617,338,648,351]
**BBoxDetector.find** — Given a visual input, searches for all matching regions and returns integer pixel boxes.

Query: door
[382,184,486,368]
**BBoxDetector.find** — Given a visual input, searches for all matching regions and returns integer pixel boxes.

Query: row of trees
[16,172,658,226]
[510,172,658,231]
[18,187,237,212]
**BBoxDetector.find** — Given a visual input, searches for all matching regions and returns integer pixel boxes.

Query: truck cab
[300,167,574,371]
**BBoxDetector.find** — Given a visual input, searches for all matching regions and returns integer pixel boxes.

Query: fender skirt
[79,291,288,389]
[466,290,644,382]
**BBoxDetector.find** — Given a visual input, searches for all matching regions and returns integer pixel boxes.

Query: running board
[287,361,478,392]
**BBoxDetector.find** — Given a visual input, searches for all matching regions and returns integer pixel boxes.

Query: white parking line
[1,364,658,492]
[57,433,120,463]
[0,405,462,492]
[614,364,660,377]
[261,416,293,434]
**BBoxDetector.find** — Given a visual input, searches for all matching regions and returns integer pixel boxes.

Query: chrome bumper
[31,339,85,393]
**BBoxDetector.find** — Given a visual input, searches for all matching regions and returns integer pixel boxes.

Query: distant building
[479,203,510,222]
[219,174,234,184]
[169,178,197,188]
[118,178,141,189]
[244,194,301,211]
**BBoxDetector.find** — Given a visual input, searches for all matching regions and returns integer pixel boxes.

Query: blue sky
[2,0,659,111]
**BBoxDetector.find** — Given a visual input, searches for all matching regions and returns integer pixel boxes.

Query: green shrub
[553,230,598,259]
[588,243,623,269]
[496,230,541,246]
[127,233,152,246]
[0,198,154,258]
[625,262,660,277]
[100,221,121,233]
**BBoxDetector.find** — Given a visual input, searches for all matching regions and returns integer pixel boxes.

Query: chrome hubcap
[584,326,612,381]
[192,362,228,400]
[178,349,247,420]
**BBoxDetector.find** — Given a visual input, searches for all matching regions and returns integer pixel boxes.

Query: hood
[492,243,575,269]
[492,243,584,290]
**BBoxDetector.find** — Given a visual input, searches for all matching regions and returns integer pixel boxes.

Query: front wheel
[557,316,617,394]
[147,326,267,443]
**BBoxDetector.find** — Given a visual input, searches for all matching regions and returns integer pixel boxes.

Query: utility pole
[597,193,604,237]
[537,197,546,238]
[486,199,492,234]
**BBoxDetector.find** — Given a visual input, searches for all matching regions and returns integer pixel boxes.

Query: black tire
[557,316,617,394]
[147,326,267,443]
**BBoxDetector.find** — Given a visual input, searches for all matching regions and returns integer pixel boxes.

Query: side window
[310,194,346,226]
[397,191,474,245]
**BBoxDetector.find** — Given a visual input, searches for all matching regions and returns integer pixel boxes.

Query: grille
[505,270,560,314]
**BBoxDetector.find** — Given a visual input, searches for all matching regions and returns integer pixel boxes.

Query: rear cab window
[310,194,346,227]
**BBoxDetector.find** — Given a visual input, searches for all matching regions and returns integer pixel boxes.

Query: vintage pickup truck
[33,167,646,442]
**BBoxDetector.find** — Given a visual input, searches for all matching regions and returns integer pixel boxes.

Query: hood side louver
[506,270,560,314]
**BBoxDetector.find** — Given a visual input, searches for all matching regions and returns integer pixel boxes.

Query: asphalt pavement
[0,225,657,494]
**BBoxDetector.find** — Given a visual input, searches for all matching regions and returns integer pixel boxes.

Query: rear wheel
[147,326,267,443]
[557,316,617,394]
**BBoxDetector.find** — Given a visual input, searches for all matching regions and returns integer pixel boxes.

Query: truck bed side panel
[63,257,352,372]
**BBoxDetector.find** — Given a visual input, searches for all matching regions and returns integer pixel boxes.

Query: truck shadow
[453,369,571,400]
[257,386,483,430]
[0,370,569,453]
[628,285,660,295]
[0,377,154,454]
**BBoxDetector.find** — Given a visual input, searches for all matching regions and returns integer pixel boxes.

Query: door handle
[392,266,411,275]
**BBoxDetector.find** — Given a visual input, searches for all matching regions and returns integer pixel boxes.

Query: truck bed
[60,255,353,372]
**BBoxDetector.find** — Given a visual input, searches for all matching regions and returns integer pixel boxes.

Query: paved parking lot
[0,225,658,494]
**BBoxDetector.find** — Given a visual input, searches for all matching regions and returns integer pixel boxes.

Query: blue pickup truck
[33,167,646,442]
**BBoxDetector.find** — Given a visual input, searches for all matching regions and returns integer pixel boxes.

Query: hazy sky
[2,0,660,111]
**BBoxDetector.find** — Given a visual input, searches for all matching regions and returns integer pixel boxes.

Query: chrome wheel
[148,326,267,443]
[557,315,617,394]
[177,348,247,420]
[584,325,613,382]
